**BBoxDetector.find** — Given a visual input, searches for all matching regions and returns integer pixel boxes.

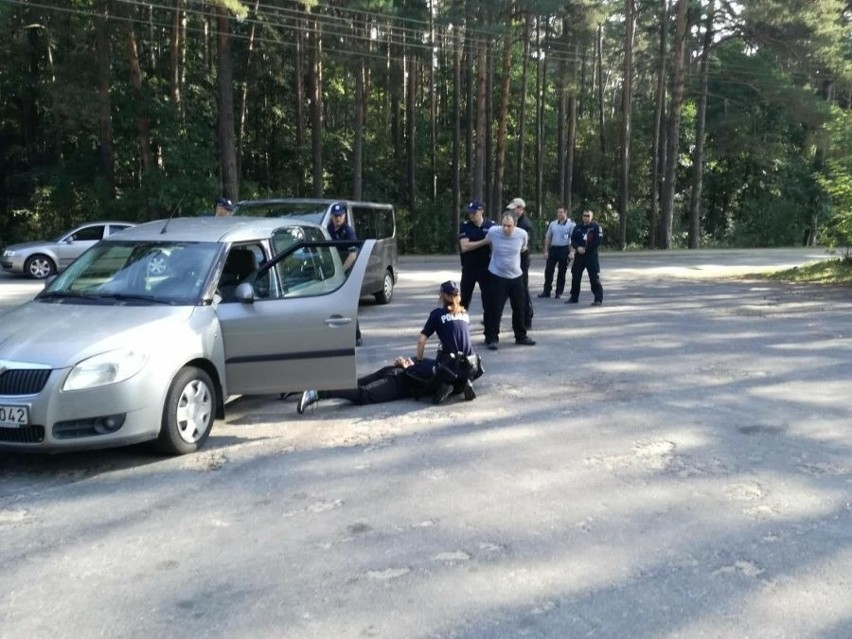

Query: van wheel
[374,269,394,304]
[157,366,215,455]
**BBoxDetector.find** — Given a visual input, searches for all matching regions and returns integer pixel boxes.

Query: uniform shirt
[327,221,358,259]
[486,225,528,279]
[459,218,495,270]
[420,306,472,356]
[545,219,576,248]
[570,222,602,254]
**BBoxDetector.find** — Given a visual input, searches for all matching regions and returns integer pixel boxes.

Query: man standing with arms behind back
[482,213,536,350]
[538,204,575,299]
[458,200,494,321]
[566,209,604,306]
[508,197,534,329]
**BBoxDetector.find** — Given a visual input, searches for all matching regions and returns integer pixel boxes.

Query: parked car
[0,216,373,454]
[1,221,136,279]
[233,199,398,303]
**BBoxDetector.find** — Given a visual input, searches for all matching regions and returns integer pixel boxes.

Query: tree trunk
[557,17,568,204]
[660,0,689,249]
[473,34,487,201]
[485,33,494,213]
[596,24,606,185]
[236,0,261,172]
[429,9,437,202]
[294,21,305,152]
[216,7,238,202]
[169,0,182,108]
[308,15,323,197]
[517,12,530,197]
[535,17,544,218]
[618,0,635,250]
[453,32,462,248]
[649,0,668,247]
[566,42,579,216]
[688,0,714,249]
[406,49,416,206]
[353,58,365,200]
[95,1,115,196]
[492,9,513,217]
[126,24,155,199]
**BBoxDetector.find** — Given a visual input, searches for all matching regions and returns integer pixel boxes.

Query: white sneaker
[297,390,319,414]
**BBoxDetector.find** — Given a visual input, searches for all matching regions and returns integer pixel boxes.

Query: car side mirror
[234,282,255,304]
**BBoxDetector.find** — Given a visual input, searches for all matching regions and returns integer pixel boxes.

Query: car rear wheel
[374,269,394,304]
[157,366,215,455]
[24,254,56,279]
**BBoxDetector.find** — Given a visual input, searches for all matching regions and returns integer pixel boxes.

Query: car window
[107,224,133,236]
[42,241,220,303]
[69,225,106,242]
[217,243,267,302]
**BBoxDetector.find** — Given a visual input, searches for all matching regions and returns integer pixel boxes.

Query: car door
[217,237,376,396]
[56,224,106,268]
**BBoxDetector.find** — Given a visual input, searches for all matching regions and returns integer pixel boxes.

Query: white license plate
[0,405,29,428]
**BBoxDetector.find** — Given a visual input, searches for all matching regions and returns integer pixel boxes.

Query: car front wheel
[374,269,394,304]
[157,366,216,455]
[24,254,56,279]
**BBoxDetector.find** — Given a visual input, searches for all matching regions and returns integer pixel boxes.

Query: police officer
[508,197,533,328]
[416,280,478,404]
[214,198,234,217]
[327,201,363,344]
[458,200,494,320]
[566,209,604,306]
[538,205,575,299]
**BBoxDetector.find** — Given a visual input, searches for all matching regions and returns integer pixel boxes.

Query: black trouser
[460,265,490,316]
[542,246,570,296]
[484,274,527,343]
[569,255,603,303]
[321,367,405,405]
[521,254,533,328]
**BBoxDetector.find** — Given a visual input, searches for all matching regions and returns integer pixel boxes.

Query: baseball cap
[466,200,484,213]
[507,197,525,209]
[216,198,234,210]
[330,202,346,216]
[440,280,460,295]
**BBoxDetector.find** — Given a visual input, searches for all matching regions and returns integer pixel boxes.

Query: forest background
[1,0,851,255]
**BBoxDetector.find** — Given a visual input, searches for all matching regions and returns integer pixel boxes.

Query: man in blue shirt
[538,205,575,299]
[458,200,494,320]
[327,202,362,344]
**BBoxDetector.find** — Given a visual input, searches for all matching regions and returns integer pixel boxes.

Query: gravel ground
[0,248,849,639]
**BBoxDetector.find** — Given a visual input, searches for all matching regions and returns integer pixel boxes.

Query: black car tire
[374,269,394,304]
[157,366,215,455]
[24,254,56,279]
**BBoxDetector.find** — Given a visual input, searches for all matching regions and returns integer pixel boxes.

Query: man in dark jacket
[508,197,534,328]
[566,209,604,306]
[295,357,463,413]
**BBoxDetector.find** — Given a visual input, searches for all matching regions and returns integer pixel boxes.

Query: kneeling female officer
[416,280,481,404]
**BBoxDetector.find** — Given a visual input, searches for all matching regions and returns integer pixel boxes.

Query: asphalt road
[1,248,850,639]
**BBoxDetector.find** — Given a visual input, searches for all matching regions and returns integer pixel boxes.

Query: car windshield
[38,241,222,305]
[233,202,327,225]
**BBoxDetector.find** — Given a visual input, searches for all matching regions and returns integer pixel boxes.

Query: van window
[352,206,394,240]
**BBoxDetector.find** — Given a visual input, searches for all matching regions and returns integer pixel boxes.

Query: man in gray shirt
[482,213,536,350]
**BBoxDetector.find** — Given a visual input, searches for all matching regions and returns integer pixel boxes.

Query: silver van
[233,199,398,303]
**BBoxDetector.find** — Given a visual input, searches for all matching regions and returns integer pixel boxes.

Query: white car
[1,221,136,279]
[0,216,372,454]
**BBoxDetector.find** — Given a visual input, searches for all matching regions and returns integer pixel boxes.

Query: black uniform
[320,359,437,405]
[568,221,604,304]
[458,218,495,313]
[516,213,534,328]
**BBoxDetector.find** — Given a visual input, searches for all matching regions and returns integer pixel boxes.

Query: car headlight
[2,250,15,257]
[63,349,148,391]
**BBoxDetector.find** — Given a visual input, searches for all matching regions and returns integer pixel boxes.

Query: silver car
[0,217,373,454]
[1,221,136,279]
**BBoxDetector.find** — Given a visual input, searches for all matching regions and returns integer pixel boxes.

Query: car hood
[3,240,53,252]
[0,302,196,369]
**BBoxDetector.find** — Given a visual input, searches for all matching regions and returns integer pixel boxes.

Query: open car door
[217,238,375,396]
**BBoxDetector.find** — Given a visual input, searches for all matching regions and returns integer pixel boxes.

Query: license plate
[0,405,29,428]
